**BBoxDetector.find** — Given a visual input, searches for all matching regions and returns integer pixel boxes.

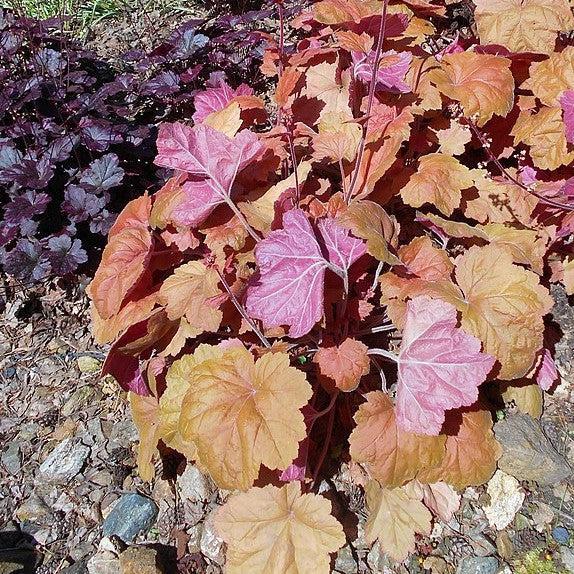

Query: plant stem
[312,393,338,486]
[225,197,263,242]
[465,118,574,212]
[367,347,399,361]
[345,0,390,203]
[214,268,271,348]
[287,131,301,205]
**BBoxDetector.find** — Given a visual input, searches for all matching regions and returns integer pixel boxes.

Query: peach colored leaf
[179,346,312,490]
[314,338,370,392]
[418,409,502,489]
[158,261,223,333]
[400,153,474,216]
[349,392,445,488]
[89,219,153,319]
[313,0,382,24]
[245,209,365,338]
[215,483,345,574]
[511,106,574,170]
[453,245,553,379]
[365,480,432,562]
[305,60,351,118]
[336,30,374,53]
[416,481,461,522]
[275,68,303,107]
[239,162,312,235]
[396,296,496,435]
[474,0,574,55]
[522,47,574,107]
[435,121,472,156]
[399,236,454,279]
[200,215,248,264]
[337,200,401,264]
[313,112,362,162]
[130,392,161,482]
[430,52,514,126]
[193,80,253,123]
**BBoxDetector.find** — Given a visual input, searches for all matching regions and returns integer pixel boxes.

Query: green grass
[3,0,202,37]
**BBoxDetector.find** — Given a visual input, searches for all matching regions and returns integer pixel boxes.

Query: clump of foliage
[0,3,298,283]
[90,0,574,568]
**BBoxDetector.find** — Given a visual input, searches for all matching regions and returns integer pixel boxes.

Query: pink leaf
[352,49,412,93]
[534,348,559,391]
[561,89,574,144]
[155,123,264,226]
[396,296,495,435]
[419,482,461,522]
[245,209,365,338]
[193,80,253,123]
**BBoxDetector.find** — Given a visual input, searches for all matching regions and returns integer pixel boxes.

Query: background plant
[90,0,574,569]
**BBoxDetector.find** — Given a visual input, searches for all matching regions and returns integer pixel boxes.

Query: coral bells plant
[90,0,574,568]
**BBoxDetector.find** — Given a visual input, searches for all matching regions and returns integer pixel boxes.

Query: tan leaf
[522,47,574,106]
[305,60,351,118]
[313,0,382,24]
[239,162,312,235]
[453,245,553,379]
[349,392,445,488]
[401,153,474,216]
[365,480,432,562]
[158,261,223,332]
[435,120,472,156]
[337,200,401,264]
[203,101,242,138]
[431,52,514,126]
[336,30,374,53]
[130,392,162,482]
[474,0,574,55]
[419,212,489,240]
[314,338,370,392]
[501,381,543,418]
[418,410,502,489]
[179,346,312,490]
[215,483,345,574]
[564,256,574,295]
[313,111,362,162]
[511,106,574,170]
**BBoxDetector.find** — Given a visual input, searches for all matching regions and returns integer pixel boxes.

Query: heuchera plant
[90,0,574,568]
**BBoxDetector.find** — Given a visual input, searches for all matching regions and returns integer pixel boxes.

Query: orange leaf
[349,392,445,487]
[337,200,401,264]
[522,47,574,107]
[453,245,553,379]
[336,30,374,53]
[511,106,574,170]
[275,68,303,107]
[365,480,432,562]
[179,346,312,490]
[430,52,514,126]
[158,261,223,333]
[314,338,370,392]
[418,409,502,489]
[89,213,152,320]
[474,0,574,55]
[215,483,345,574]
[400,153,474,216]
[130,392,161,482]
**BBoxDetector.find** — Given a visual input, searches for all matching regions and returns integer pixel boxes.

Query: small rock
[456,556,498,574]
[560,547,574,572]
[366,542,394,573]
[119,546,164,574]
[200,512,225,565]
[60,559,89,574]
[102,493,158,543]
[15,492,51,523]
[87,538,121,574]
[77,355,102,374]
[1,442,21,475]
[553,526,570,544]
[62,386,101,417]
[178,464,212,503]
[334,545,358,573]
[38,438,90,483]
[494,413,572,485]
[483,470,525,530]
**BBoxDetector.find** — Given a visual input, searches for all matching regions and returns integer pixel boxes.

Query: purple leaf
[47,234,88,275]
[560,90,574,144]
[80,154,125,192]
[3,238,51,281]
[141,71,180,96]
[79,118,124,152]
[245,209,365,337]
[63,186,106,222]
[4,191,50,225]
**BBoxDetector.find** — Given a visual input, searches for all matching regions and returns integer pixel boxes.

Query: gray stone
[494,413,572,485]
[15,492,51,523]
[60,559,89,574]
[178,464,212,503]
[102,493,158,543]
[87,538,121,574]
[561,547,574,573]
[38,438,90,483]
[62,386,101,417]
[1,442,21,475]
[335,545,358,573]
[456,556,499,574]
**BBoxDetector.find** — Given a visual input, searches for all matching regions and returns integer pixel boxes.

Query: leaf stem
[287,131,301,205]
[312,392,338,486]
[367,347,399,362]
[465,118,574,212]
[214,267,271,348]
[345,0,390,203]
[225,197,263,242]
